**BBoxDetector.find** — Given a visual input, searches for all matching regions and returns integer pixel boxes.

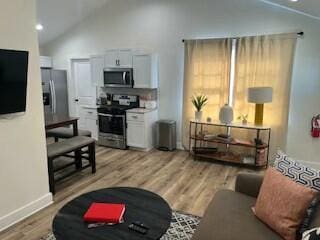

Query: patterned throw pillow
[302,227,320,240]
[274,150,320,233]
[253,168,318,240]
[274,150,320,191]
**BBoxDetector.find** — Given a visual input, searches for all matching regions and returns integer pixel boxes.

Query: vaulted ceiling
[36,0,320,47]
[36,0,110,46]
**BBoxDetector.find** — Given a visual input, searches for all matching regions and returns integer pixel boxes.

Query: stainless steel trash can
[156,120,176,151]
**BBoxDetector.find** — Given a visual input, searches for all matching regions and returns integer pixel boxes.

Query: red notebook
[83,203,126,224]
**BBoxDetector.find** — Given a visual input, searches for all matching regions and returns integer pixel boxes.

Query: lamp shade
[248,87,273,104]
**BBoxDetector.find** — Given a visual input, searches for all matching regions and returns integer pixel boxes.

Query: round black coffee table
[53,187,172,240]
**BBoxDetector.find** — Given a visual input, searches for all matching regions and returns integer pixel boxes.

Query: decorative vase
[195,111,203,122]
[219,104,233,124]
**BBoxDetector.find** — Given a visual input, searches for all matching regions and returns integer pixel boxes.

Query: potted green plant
[237,114,248,125]
[192,95,208,121]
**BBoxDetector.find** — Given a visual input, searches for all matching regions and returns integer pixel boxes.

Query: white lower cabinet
[79,106,99,140]
[84,117,98,140]
[127,122,145,148]
[126,109,158,151]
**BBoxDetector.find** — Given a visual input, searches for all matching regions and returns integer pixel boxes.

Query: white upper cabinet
[104,49,133,68]
[91,49,159,89]
[40,56,52,68]
[90,55,104,86]
[133,54,158,89]
[118,49,133,67]
[104,49,119,68]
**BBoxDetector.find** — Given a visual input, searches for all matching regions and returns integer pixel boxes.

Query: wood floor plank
[0,147,262,240]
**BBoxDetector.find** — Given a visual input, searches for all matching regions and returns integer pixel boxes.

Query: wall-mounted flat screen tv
[0,49,29,115]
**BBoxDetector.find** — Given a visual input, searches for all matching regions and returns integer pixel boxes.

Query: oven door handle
[98,113,125,118]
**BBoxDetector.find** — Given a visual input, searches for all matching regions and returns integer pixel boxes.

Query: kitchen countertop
[82,105,99,109]
[126,108,157,113]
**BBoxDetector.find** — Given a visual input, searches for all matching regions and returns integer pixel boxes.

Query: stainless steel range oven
[97,95,139,149]
[98,113,126,149]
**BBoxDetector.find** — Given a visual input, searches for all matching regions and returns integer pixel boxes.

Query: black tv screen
[0,49,29,114]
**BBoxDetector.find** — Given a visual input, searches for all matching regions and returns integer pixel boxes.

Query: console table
[189,120,271,168]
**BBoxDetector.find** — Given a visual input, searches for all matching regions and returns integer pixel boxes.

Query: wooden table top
[52,187,172,240]
[45,114,79,130]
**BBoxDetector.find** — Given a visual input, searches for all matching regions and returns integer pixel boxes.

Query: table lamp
[248,87,273,125]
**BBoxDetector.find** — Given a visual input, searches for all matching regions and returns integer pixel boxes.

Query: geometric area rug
[41,210,201,240]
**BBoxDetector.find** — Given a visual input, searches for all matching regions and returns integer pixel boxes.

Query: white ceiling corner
[261,0,320,21]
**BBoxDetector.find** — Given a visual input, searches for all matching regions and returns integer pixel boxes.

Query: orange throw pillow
[253,167,317,240]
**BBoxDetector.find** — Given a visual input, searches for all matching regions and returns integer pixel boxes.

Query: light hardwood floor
[0,146,262,240]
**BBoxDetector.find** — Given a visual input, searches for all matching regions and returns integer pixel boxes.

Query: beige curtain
[182,38,232,148]
[233,33,297,160]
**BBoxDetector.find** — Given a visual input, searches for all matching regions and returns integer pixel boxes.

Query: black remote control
[128,222,149,234]
[133,221,149,229]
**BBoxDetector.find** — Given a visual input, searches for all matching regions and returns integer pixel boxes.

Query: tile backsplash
[99,87,158,100]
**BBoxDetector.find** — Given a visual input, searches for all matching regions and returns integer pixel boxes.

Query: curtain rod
[182,32,304,43]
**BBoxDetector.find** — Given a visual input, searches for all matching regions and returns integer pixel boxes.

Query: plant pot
[195,111,203,122]
[242,119,248,125]
[219,104,233,124]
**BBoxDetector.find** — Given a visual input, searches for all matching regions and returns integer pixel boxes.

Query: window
[183,34,297,157]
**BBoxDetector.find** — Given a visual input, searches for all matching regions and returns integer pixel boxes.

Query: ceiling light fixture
[290,0,299,2]
[36,24,43,31]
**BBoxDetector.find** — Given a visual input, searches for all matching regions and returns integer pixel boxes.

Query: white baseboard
[176,142,184,150]
[0,193,53,232]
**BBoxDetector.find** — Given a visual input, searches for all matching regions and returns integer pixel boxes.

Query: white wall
[43,0,320,164]
[0,0,52,231]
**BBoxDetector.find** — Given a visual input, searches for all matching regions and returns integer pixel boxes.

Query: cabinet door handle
[132,115,138,119]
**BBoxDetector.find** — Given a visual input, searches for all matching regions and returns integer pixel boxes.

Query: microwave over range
[104,68,134,88]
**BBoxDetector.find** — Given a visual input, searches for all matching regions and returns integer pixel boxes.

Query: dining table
[45,114,79,136]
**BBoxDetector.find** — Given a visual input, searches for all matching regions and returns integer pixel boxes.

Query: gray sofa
[192,173,320,240]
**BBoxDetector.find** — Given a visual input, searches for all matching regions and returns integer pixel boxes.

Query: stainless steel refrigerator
[41,69,69,115]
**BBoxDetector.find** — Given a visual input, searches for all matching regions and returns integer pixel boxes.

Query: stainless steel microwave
[103,68,134,88]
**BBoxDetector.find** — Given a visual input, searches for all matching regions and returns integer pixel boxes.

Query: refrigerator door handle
[51,80,57,114]
[49,80,54,113]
